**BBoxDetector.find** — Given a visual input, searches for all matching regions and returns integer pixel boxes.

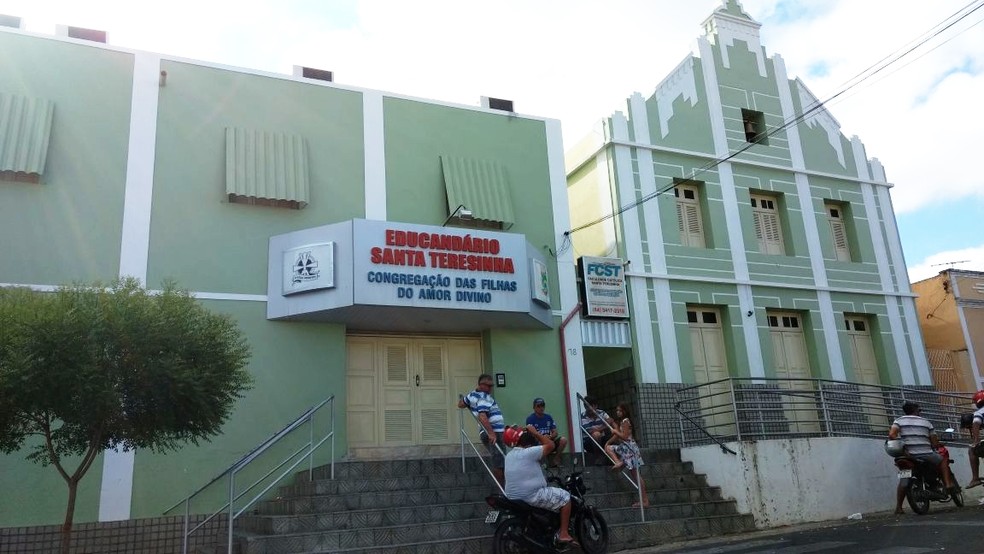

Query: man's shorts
[527,486,571,512]
[481,431,506,469]
[900,451,945,486]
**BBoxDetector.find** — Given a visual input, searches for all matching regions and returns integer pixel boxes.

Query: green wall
[148,61,366,294]
[0,33,132,286]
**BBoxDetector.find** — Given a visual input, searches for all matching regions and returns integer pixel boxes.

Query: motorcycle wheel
[575,508,610,554]
[905,481,931,515]
[492,517,530,554]
[951,487,965,507]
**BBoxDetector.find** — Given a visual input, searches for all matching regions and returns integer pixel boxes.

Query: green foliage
[0,277,253,466]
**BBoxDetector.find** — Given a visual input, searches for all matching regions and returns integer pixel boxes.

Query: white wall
[682,437,982,527]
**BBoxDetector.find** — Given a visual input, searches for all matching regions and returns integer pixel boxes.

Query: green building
[0,19,587,526]
[566,0,931,446]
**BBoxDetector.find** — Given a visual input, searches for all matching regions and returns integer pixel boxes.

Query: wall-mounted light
[746,310,754,317]
[442,204,473,226]
[159,70,167,87]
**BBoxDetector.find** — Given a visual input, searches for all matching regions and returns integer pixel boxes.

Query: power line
[564,0,984,240]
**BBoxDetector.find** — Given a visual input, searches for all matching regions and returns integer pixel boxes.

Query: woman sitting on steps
[604,403,648,507]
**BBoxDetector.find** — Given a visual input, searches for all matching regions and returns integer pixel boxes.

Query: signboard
[283,242,334,295]
[530,258,550,307]
[580,256,628,318]
[352,220,531,311]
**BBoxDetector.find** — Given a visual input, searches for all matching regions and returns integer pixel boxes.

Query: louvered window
[225,128,309,209]
[825,202,852,261]
[750,194,784,255]
[0,93,54,184]
[674,183,705,248]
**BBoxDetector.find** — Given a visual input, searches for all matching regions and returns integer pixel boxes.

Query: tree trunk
[61,479,78,554]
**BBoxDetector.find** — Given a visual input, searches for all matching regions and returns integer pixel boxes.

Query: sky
[2,0,981,283]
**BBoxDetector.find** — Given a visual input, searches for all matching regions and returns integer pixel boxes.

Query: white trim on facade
[546,118,588,448]
[852,138,916,385]
[363,90,387,220]
[566,137,895,190]
[101,52,164,522]
[619,272,918,299]
[773,54,845,380]
[698,37,764,379]
[627,93,680,382]
[611,112,660,383]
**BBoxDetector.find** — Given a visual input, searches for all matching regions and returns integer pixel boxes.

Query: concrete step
[243,512,757,554]
[303,450,685,481]
[234,448,754,554]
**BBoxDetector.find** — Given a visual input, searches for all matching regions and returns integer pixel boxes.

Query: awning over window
[0,93,54,180]
[440,155,515,228]
[226,128,309,208]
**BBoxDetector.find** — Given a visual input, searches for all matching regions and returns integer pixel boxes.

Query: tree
[0,278,252,554]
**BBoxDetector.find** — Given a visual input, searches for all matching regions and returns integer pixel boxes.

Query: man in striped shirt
[458,373,506,487]
[888,401,956,513]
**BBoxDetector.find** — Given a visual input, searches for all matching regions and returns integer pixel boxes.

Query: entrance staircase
[232,449,755,553]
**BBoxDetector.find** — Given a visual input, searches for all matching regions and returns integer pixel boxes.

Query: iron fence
[675,378,974,447]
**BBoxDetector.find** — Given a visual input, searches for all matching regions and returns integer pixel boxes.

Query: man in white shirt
[503,425,576,546]
[962,390,984,489]
[888,401,956,513]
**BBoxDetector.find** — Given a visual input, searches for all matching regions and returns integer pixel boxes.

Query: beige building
[913,269,984,392]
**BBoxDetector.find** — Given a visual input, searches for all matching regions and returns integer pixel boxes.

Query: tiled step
[242,495,739,535]
[259,481,724,516]
[246,512,756,554]
[235,448,755,554]
[610,513,757,551]
[240,518,490,554]
[304,450,685,481]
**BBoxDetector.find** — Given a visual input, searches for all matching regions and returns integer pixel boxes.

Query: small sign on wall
[530,257,550,307]
[283,242,334,295]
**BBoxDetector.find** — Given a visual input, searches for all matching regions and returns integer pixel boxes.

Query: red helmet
[503,426,524,447]
[974,390,984,408]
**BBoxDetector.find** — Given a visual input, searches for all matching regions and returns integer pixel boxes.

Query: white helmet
[885,439,905,457]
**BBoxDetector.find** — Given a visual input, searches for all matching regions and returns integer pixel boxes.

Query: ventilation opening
[741,108,768,145]
[0,14,22,28]
[66,26,107,43]
[481,96,514,112]
[296,66,333,82]
[228,194,304,210]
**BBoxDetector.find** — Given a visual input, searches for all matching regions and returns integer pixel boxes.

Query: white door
[688,307,735,436]
[346,336,482,447]
[846,316,885,430]
[768,312,818,434]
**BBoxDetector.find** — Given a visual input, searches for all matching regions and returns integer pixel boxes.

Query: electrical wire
[563,0,984,240]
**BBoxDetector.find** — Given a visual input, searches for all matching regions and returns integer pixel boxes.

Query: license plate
[898,469,912,479]
[485,510,500,524]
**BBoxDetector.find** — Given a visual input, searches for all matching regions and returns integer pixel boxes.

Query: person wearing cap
[503,424,578,547]
[580,396,614,460]
[525,398,567,468]
[888,400,957,514]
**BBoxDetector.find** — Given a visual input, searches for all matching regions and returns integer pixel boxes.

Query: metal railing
[675,378,973,447]
[575,393,645,522]
[458,394,507,495]
[164,395,336,554]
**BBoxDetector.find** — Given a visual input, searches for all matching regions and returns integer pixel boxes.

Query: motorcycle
[485,460,610,554]
[893,440,964,515]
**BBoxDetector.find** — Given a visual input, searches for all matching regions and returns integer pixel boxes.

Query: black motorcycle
[894,448,963,515]
[485,463,609,554]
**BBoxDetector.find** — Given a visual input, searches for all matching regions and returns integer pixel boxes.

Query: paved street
[622,504,984,553]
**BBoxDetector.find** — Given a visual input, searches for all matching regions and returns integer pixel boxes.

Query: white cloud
[908,244,984,282]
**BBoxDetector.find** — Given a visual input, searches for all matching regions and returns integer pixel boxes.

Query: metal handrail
[675,377,974,448]
[574,393,645,522]
[163,395,336,554]
[458,393,506,495]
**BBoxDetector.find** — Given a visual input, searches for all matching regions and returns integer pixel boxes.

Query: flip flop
[894,508,904,515]
[966,480,982,489]
[555,535,580,548]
